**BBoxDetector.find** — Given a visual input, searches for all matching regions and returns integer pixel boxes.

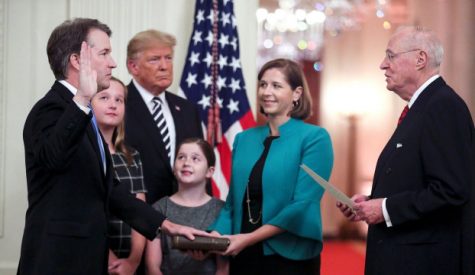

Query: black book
[171,236,230,251]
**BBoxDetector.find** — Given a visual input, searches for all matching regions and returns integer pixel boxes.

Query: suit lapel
[51,81,111,192]
[372,130,402,194]
[87,124,111,179]
[53,81,109,181]
[53,81,74,102]
[371,77,445,194]
[127,83,172,170]
[87,125,105,173]
[166,92,184,143]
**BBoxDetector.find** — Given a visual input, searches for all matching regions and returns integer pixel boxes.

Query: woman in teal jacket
[209,58,333,275]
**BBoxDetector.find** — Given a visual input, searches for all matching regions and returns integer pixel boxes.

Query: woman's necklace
[245,183,262,224]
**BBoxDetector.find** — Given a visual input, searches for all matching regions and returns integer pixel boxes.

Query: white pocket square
[396,143,403,148]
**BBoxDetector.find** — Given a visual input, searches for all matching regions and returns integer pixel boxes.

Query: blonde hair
[109,77,134,165]
[126,29,176,65]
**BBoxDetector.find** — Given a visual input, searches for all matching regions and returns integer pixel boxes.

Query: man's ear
[127,59,138,76]
[416,50,428,70]
[70,53,80,71]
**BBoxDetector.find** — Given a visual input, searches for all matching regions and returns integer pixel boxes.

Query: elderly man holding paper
[337,26,475,275]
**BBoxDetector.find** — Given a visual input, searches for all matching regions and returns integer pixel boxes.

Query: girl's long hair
[110,77,134,165]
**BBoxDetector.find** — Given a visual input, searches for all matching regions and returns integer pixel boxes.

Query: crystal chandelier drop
[257,0,390,66]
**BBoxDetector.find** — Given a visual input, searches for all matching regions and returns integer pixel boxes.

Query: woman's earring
[293,100,299,107]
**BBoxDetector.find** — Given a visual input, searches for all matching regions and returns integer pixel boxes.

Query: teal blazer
[209,118,333,260]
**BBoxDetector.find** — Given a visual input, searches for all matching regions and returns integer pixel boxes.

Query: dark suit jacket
[125,81,203,204]
[366,77,475,275]
[18,81,165,275]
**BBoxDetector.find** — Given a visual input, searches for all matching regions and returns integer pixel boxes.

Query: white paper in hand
[300,164,355,210]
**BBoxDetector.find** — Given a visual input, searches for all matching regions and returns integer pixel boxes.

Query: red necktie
[398,105,409,125]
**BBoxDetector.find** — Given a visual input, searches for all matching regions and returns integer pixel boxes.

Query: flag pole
[207,0,222,146]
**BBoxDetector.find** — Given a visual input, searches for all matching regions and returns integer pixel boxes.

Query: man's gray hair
[396,26,444,68]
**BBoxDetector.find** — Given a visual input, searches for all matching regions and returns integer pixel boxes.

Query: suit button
[385,168,392,174]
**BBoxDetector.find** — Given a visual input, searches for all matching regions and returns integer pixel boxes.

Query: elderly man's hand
[354,198,385,225]
[336,194,368,222]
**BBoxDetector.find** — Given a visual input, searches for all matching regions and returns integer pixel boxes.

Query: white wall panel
[0,0,6,240]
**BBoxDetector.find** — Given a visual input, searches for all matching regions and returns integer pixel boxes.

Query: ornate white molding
[68,0,165,82]
[68,0,194,91]
[0,0,7,237]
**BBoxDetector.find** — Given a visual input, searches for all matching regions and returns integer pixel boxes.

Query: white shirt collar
[58,80,77,95]
[408,75,440,108]
[58,80,91,113]
[132,79,166,108]
[132,79,176,166]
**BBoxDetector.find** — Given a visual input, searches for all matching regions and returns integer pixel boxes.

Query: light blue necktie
[89,106,107,174]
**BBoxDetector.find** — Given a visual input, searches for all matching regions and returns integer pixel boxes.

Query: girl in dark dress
[92,77,147,275]
[145,138,228,275]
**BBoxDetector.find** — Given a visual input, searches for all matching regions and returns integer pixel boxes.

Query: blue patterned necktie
[89,105,107,174]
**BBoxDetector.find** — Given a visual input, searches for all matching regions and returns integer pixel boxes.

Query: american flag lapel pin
[396,143,403,148]
[175,105,181,111]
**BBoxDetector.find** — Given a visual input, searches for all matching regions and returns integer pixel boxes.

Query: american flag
[178,0,256,200]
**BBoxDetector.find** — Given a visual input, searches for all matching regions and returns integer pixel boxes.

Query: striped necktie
[152,97,171,160]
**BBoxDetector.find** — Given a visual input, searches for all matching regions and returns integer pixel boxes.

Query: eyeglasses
[385,49,421,62]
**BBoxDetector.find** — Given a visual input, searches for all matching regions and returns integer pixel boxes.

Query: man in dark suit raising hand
[19,18,208,275]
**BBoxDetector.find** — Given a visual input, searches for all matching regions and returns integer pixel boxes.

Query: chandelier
[257,0,391,65]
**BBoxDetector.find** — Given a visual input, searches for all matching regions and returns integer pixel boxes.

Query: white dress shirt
[382,74,440,227]
[59,80,107,174]
[133,79,176,167]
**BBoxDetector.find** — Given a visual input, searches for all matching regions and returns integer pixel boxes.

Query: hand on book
[220,233,253,257]
[171,236,230,251]
[161,220,212,240]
